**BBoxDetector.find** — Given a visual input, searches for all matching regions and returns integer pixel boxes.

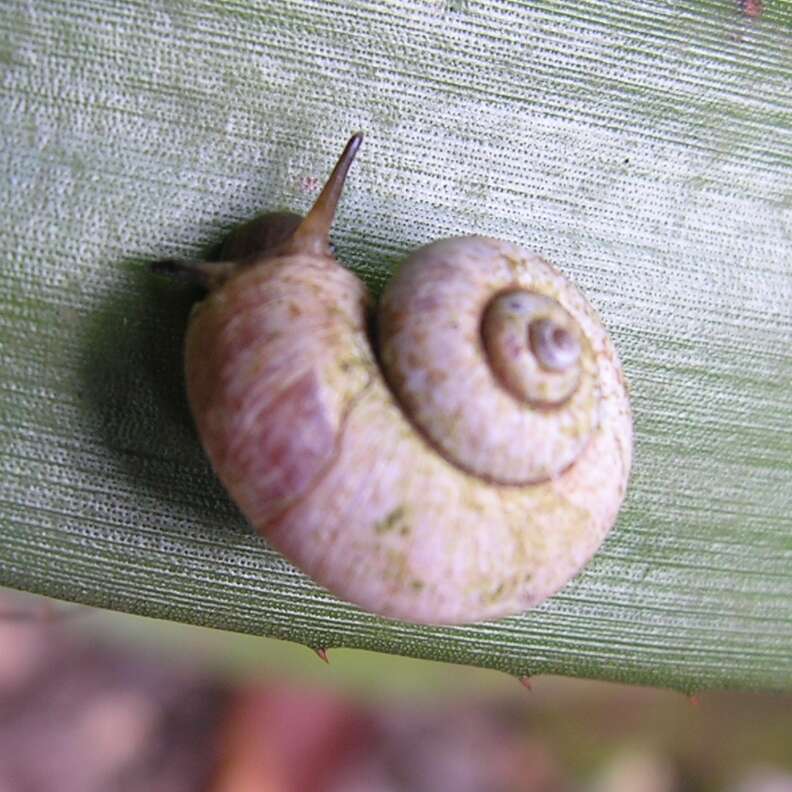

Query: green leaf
[1,0,791,692]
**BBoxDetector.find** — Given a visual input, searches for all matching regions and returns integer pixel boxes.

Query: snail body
[155,135,632,625]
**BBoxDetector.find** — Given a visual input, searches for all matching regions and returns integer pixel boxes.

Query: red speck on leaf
[300,175,321,194]
[314,648,330,664]
[739,0,763,18]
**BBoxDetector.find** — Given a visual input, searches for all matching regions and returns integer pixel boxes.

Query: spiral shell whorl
[379,237,600,485]
[483,290,583,405]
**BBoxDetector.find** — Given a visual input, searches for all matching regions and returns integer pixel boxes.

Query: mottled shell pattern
[156,134,633,625]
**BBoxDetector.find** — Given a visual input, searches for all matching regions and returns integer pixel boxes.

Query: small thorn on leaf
[314,647,330,664]
[518,675,532,691]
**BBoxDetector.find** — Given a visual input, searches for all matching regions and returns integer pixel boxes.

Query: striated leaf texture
[1,0,791,691]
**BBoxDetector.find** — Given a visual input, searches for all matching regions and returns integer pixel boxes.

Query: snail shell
[154,134,632,625]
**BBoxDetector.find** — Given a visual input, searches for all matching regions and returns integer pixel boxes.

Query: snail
[152,134,632,625]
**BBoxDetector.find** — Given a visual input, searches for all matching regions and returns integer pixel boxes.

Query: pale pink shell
[185,237,632,624]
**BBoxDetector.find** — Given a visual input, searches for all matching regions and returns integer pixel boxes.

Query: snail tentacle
[286,132,363,258]
[150,258,241,290]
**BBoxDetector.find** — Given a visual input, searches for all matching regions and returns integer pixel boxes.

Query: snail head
[150,133,364,289]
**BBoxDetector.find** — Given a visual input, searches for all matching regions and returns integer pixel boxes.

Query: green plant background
[1,0,791,692]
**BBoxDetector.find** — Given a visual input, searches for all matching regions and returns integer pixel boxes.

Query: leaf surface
[1,0,791,691]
